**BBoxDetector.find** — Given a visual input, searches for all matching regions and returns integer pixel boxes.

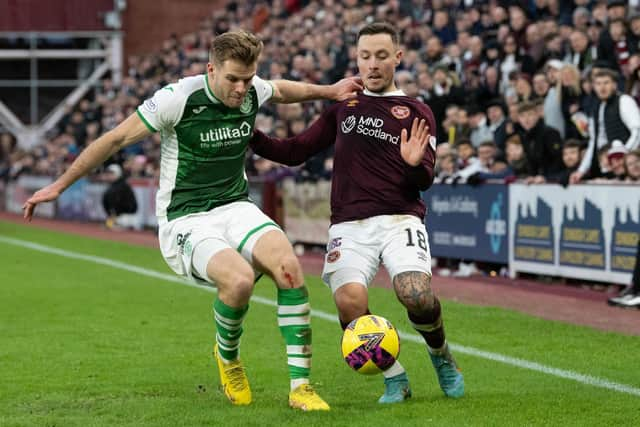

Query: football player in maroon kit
[250,22,464,403]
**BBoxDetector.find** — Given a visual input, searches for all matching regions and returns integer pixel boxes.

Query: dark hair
[506,134,522,146]
[479,140,497,149]
[357,22,399,45]
[593,69,619,82]
[598,144,611,156]
[532,98,544,108]
[608,17,626,27]
[571,29,589,39]
[563,139,583,150]
[455,138,473,147]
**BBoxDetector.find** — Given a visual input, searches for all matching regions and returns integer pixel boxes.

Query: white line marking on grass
[2,235,639,398]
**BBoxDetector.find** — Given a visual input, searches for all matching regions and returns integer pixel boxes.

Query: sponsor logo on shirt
[347,99,359,107]
[143,97,158,113]
[391,105,410,119]
[340,115,399,145]
[192,106,206,114]
[341,115,356,133]
[199,121,252,145]
[177,231,193,256]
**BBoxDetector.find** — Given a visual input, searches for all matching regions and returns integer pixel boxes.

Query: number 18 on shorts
[321,215,432,292]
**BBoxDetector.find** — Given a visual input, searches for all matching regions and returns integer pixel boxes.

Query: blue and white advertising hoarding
[509,184,637,284]
[424,184,509,264]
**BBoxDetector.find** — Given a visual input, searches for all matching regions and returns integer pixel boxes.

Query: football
[341,314,400,375]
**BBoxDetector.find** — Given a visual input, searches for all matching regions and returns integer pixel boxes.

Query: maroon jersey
[250,90,436,224]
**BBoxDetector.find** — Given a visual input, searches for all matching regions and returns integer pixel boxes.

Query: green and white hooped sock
[214,298,248,363]
[277,287,312,390]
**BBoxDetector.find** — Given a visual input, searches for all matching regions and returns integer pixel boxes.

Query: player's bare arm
[400,118,430,167]
[270,76,363,103]
[23,113,152,221]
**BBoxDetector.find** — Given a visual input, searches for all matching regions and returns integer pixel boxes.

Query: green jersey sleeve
[252,75,274,107]
[136,85,186,132]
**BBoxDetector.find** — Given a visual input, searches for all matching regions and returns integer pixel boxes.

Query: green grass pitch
[1,221,638,426]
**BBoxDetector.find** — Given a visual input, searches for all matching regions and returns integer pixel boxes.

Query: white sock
[291,378,309,391]
[383,360,406,378]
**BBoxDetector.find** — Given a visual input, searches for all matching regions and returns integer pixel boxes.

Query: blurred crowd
[1,0,640,185]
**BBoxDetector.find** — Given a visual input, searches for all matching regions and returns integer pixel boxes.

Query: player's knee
[277,253,304,288]
[393,271,436,313]
[334,285,368,322]
[227,270,256,301]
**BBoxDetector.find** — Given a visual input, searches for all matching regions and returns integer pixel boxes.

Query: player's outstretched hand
[23,184,62,221]
[330,77,364,101]
[400,118,429,167]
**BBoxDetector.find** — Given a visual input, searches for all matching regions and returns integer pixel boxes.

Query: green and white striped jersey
[136,74,274,223]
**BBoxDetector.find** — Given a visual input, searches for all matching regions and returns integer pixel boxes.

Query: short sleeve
[252,75,275,107]
[136,85,185,132]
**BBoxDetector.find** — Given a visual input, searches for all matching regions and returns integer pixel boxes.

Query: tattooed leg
[393,271,464,398]
[393,271,445,350]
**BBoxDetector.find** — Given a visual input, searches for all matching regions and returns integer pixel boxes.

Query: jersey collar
[363,88,405,97]
[203,75,221,104]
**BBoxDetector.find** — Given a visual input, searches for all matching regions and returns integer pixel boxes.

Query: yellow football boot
[288,384,330,411]
[214,344,251,405]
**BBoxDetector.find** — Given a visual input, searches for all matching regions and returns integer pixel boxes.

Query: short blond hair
[210,30,263,66]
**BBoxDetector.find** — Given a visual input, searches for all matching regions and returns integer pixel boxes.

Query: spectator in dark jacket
[429,66,466,142]
[518,100,564,183]
[565,29,597,73]
[547,139,583,186]
[487,98,509,151]
[475,66,502,109]
[504,133,530,179]
[102,164,138,229]
[0,132,13,182]
[608,18,636,78]
[597,0,629,73]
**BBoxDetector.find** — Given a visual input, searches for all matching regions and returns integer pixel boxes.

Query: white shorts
[321,215,432,293]
[158,201,281,284]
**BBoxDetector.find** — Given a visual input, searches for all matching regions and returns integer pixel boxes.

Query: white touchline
[1,235,639,398]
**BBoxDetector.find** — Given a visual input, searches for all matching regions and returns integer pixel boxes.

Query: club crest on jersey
[391,105,410,119]
[327,250,341,263]
[239,95,253,113]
